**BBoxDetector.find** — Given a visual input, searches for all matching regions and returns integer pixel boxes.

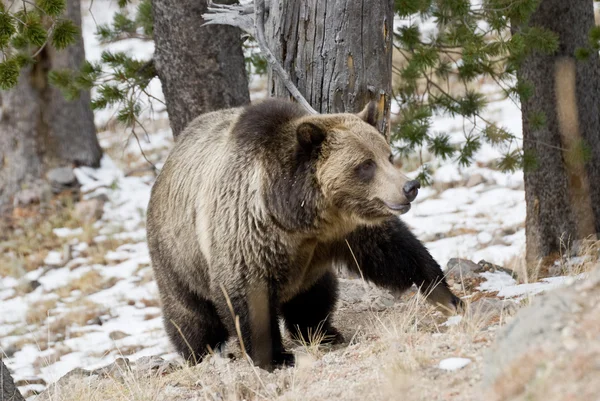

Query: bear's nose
[403,180,420,202]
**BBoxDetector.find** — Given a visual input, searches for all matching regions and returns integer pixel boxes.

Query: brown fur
[147,99,461,370]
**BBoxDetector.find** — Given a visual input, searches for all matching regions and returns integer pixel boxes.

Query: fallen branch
[203,1,318,115]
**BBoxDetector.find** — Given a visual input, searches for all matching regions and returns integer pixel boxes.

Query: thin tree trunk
[152,0,250,138]
[0,0,101,209]
[265,0,394,136]
[1,359,25,401]
[518,0,600,264]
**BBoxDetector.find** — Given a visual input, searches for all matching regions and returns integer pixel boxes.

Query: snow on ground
[438,357,472,371]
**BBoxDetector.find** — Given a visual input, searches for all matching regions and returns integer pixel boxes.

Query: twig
[253,0,317,114]
[203,1,318,114]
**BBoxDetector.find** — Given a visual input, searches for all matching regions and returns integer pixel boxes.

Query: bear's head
[295,102,420,225]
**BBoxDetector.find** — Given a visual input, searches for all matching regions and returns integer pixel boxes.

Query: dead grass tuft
[49,299,108,333]
[55,270,120,298]
[26,298,58,325]
[0,194,87,277]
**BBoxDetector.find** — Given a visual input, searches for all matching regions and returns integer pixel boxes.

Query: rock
[465,173,486,188]
[93,358,131,381]
[134,356,178,377]
[108,330,129,341]
[477,260,518,279]
[446,258,517,280]
[483,266,600,400]
[46,167,79,193]
[446,258,481,282]
[1,359,26,401]
[74,198,104,223]
[34,368,98,401]
[446,258,518,293]
[469,297,517,319]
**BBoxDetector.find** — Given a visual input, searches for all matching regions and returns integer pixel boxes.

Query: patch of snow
[477,271,518,293]
[53,227,84,238]
[1,276,19,288]
[438,357,471,371]
[442,316,463,327]
[478,272,586,300]
[38,266,92,291]
[43,251,63,266]
[496,274,585,299]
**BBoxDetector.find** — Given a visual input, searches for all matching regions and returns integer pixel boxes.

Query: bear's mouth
[383,201,411,214]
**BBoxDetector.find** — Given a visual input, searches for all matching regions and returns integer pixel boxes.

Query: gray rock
[483,267,600,400]
[47,167,79,193]
[92,357,131,381]
[34,368,98,401]
[134,356,178,377]
[484,292,574,387]
[476,260,518,279]
[108,330,129,341]
[1,359,25,401]
[446,258,517,282]
[47,167,77,186]
[446,258,481,281]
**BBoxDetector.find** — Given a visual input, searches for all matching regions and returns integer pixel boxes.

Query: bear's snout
[402,180,420,203]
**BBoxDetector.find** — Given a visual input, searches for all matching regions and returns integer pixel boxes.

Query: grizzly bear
[146,99,462,370]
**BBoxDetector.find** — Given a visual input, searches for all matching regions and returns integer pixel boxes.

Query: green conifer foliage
[391,0,563,181]
[0,0,77,78]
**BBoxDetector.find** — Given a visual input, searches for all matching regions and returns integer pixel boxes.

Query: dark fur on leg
[282,270,344,345]
[216,279,293,371]
[332,218,463,314]
[162,290,229,365]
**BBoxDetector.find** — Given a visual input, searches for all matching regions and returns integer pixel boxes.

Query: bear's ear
[297,121,327,151]
[357,100,380,128]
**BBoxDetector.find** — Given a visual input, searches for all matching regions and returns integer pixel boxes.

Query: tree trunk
[152,0,250,138]
[518,0,600,264]
[1,359,25,401]
[265,0,394,136]
[0,0,102,209]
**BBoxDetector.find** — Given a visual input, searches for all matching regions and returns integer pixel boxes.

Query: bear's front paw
[320,325,345,345]
[451,294,466,314]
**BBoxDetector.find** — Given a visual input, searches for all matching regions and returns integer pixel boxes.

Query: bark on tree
[152,0,250,138]
[0,0,102,209]
[518,0,600,264]
[1,359,25,401]
[265,0,394,136]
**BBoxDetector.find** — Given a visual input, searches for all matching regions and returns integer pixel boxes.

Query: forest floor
[2,1,600,400]
[1,111,597,400]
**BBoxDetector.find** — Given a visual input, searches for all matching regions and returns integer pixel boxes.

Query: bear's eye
[356,159,377,181]
[388,154,394,164]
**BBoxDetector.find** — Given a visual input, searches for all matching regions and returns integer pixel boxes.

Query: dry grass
[0,192,102,278]
[55,270,120,298]
[32,282,516,401]
[47,299,108,337]
[506,235,600,283]
[25,298,59,325]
